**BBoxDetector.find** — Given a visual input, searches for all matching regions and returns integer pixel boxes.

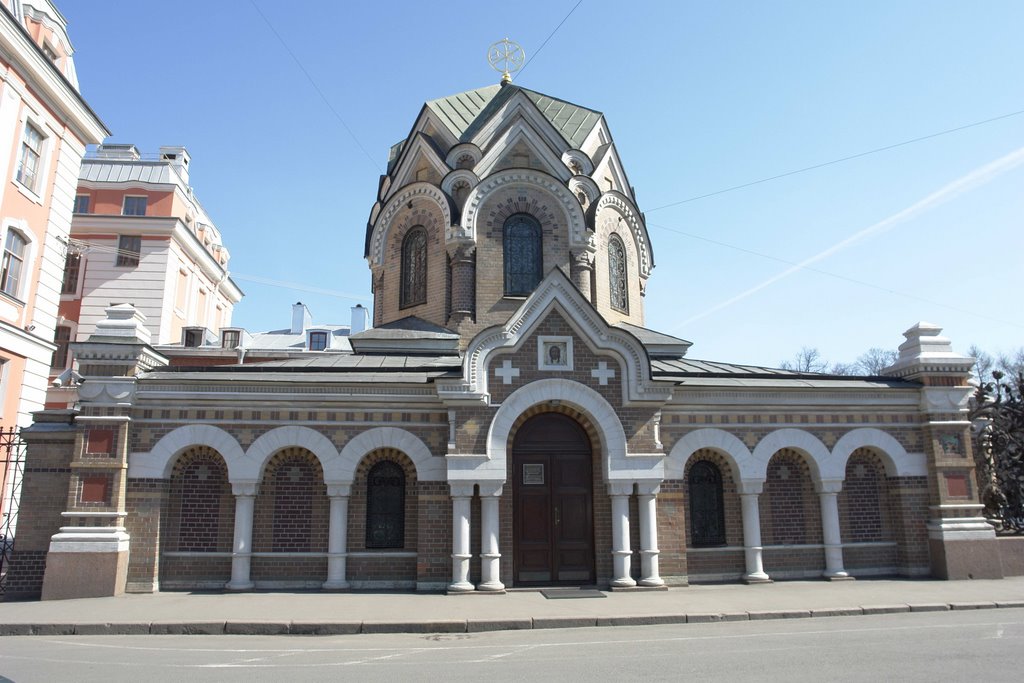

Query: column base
[638,577,665,587]
[447,581,476,594]
[321,580,351,591]
[742,572,772,584]
[477,582,506,593]
[824,572,854,581]
[610,577,637,588]
[225,580,255,592]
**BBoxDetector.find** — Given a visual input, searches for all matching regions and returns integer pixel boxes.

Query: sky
[58,1,1024,369]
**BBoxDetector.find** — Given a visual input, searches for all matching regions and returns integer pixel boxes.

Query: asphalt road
[0,608,1021,682]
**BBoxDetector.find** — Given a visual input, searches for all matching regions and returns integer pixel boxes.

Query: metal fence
[0,427,26,595]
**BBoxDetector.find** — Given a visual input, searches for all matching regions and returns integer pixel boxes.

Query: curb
[0,602,1021,637]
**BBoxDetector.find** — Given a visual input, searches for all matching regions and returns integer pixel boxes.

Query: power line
[646,108,1024,212]
[649,221,1023,330]
[515,0,584,81]
[248,0,382,174]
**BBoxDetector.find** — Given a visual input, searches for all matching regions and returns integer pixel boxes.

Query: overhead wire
[247,0,382,173]
[646,108,1024,212]
[514,0,584,81]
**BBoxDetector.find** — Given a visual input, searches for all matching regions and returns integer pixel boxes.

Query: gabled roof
[426,82,602,149]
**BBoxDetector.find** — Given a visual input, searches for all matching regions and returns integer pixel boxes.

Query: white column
[817,480,850,580]
[226,481,257,591]
[449,483,475,592]
[739,480,770,583]
[609,482,636,588]
[637,482,664,587]
[322,484,351,590]
[478,482,505,592]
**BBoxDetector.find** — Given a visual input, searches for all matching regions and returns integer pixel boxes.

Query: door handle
[554,506,561,525]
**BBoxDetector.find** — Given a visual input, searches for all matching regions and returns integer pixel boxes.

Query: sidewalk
[2,577,1023,636]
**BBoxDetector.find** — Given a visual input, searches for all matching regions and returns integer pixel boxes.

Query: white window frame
[12,114,52,203]
[308,329,329,351]
[0,221,35,302]
[122,195,148,216]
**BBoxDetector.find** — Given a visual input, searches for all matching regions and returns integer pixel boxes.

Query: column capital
[477,482,504,497]
[815,479,843,495]
[326,483,352,498]
[450,483,476,498]
[231,481,258,497]
[636,481,661,496]
[607,482,634,497]
[738,479,765,495]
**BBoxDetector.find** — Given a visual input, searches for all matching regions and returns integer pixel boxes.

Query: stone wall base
[929,538,1003,580]
[997,536,1024,577]
[41,551,128,600]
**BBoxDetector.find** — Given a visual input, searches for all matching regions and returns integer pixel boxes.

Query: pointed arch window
[689,460,726,546]
[366,461,406,548]
[608,233,629,313]
[400,226,427,308]
[503,213,542,296]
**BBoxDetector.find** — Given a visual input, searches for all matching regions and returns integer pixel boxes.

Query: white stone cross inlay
[288,466,303,483]
[495,359,520,385]
[195,465,210,481]
[592,361,616,385]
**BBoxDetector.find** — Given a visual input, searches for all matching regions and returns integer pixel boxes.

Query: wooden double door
[512,413,595,585]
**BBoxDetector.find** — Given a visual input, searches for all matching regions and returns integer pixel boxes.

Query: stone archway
[511,412,596,586]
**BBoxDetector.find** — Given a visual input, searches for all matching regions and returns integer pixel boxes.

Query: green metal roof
[426,83,602,149]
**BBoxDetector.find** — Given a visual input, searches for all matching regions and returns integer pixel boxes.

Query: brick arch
[487,378,653,484]
[130,424,244,480]
[348,448,419,553]
[665,428,753,483]
[244,426,337,484]
[760,448,824,547]
[751,428,829,483]
[163,446,234,553]
[682,449,743,549]
[252,447,329,558]
[831,428,920,478]
[330,427,443,484]
[838,449,894,543]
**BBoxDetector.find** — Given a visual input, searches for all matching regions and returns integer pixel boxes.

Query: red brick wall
[163,447,233,553]
[760,449,825,574]
[682,450,745,579]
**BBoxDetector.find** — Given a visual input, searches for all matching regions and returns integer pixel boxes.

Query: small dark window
[61,252,81,294]
[308,331,328,351]
[366,461,405,549]
[73,195,90,213]
[400,227,427,308]
[689,460,726,547]
[183,329,204,347]
[116,235,141,267]
[503,213,542,296]
[51,325,71,368]
[221,330,240,349]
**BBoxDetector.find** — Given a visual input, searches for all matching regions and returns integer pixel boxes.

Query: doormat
[540,589,606,599]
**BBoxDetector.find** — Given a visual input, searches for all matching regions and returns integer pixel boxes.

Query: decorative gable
[436,268,673,406]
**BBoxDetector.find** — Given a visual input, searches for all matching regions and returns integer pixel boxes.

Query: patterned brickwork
[164,448,233,553]
[416,482,451,584]
[761,449,823,546]
[348,554,417,584]
[888,475,930,572]
[4,431,75,598]
[126,478,170,590]
[838,450,892,543]
[680,451,746,579]
[657,479,687,580]
[253,448,328,555]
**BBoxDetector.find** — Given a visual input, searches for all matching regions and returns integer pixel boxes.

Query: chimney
[160,146,191,184]
[350,304,369,334]
[96,143,140,160]
[291,302,312,334]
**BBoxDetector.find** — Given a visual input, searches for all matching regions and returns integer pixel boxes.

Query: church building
[6,74,1007,599]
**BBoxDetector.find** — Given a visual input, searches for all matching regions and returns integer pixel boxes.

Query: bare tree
[854,347,898,375]
[779,347,828,373]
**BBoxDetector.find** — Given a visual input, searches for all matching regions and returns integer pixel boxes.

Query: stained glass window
[401,227,427,308]
[366,461,405,549]
[608,234,628,313]
[503,213,542,296]
[689,460,726,546]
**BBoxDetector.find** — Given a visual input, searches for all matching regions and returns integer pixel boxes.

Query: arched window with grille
[503,213,542,296]
[689,460,726,546]
[400,226,427,308]
[366,461,406,548]
[608,233,629,313]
